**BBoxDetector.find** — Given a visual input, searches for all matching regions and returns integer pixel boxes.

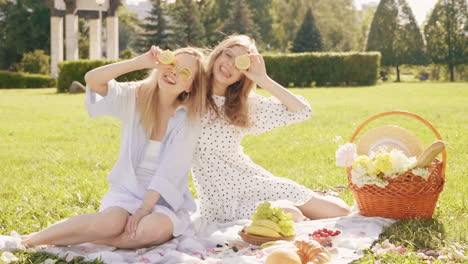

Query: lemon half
[235,54,251,70]
[159,50,175,65]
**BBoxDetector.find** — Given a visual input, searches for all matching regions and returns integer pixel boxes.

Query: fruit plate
[238,230,295,246]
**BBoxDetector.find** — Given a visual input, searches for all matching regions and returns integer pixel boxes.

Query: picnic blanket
[0,212,395,264]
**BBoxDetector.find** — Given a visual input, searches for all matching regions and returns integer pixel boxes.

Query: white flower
[412,167,431,179]
[389,149,417,174]
[333,136,342,143]
[41,258,58,264]
[1,252,19,264]
[336,143,357,167]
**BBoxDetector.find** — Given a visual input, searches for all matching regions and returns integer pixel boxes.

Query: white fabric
[0,213,395,264]
[135,140,161,187]
[85,80,199,212]
[192,94,315,223]
[99,185,192,237]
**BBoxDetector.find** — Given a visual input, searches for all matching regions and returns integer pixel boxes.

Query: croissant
[295,239,331,264]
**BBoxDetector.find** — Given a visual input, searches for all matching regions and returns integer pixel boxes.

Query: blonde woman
[21,46,206,249]
[192,35,351,223]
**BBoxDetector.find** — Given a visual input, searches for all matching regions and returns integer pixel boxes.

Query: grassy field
[0,82,467,263]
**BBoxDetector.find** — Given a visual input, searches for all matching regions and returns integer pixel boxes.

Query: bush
[11,50,51,75]
[0,71,56,88]
[57,60,150,93]
[120,48,137,59]
[263,52,381,87]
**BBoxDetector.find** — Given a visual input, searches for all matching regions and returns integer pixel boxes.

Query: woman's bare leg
[22,207,129,247]
[296,195,351,220]
[92,213,173,249]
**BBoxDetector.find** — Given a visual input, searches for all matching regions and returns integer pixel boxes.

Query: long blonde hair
[137,47,206,134]
[206,35,258,128]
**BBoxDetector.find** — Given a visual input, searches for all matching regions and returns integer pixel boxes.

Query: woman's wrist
[137,206,153,213]
[255,75,275,90]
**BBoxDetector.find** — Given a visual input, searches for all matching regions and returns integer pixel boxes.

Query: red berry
[336,230,341,235]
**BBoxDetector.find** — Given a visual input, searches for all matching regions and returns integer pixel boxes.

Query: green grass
[0,82,467,263]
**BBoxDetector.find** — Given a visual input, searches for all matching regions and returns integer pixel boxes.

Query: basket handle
[349,110,447,174]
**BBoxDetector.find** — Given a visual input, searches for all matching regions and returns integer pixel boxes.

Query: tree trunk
[449,64,455,82]
[396,64,401,82]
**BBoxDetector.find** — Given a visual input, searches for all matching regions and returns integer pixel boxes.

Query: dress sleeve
[245,93,313,135]
[148,112,200,211]
[85,79,136,121]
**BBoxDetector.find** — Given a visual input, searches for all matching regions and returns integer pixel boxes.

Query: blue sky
[126,0,437,26]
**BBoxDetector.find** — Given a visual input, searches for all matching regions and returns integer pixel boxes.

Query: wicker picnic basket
[347,111,446,220]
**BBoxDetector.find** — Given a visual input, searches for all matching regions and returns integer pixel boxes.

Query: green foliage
[0,70,55,88]
[291,8,323,52]
[12,49,51,75]
[118,5,143,52]
[264,52,380,87]
[119,48,137,60]
[198,0,222,46]
[246,0,274,49]
[366,0,427,81]
[219,0,260,41]
[136,0,172,51]
[424,0,468,82]
[0,0,50,70]
[57,60,149,93]
[79,18,89,59]
[170,0,206,47]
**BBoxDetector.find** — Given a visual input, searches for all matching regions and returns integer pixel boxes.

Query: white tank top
[135,140,161,186]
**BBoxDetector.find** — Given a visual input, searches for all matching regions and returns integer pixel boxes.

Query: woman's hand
[125,207,152,239]
[240,54,269,84]
[134,46,173,71]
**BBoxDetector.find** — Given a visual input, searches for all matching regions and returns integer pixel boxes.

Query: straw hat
[356,125,424,157]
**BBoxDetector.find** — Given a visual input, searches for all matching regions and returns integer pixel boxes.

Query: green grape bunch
[252,201,295,236]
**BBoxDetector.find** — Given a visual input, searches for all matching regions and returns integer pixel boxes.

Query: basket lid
[356,125,424,157]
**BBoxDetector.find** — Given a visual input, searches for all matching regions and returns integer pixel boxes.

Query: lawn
[0,82,467,263]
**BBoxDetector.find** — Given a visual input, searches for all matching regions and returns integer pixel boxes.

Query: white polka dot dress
[192,93,315,223]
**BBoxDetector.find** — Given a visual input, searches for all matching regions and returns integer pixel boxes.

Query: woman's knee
[91,207,129,236]
[134,214,173,246]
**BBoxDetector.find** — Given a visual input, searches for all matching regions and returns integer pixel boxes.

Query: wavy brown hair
[206,35,258,127]
[137,47,206,134]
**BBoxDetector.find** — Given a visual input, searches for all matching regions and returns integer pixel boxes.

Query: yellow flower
[353,155,380,175]
[373,153,393,173]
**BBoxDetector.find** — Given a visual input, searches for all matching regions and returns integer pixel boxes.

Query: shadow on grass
[376,218,446,250]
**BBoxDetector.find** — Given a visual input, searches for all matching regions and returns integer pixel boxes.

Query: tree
[11,50,50,75]
[291,8,323,52]
[118,5,142,52]
[219,0,260,41]
[170,0,206,47]
[366,0,427,82]
[0,0,50,70]
[78,18,89,59]
[270,0,361,52]
[246,0,274,49]
[425,0,468,82]
[135,0,172,52]
[356,3,377,51]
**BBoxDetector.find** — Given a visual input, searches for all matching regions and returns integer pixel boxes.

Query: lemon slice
[235,54,250,70]
[158,50,175,65]
[179,68,192,80]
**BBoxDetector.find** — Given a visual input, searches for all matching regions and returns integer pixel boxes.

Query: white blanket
[0,213,395,264]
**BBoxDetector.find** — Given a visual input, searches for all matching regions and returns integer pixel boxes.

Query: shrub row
[0,71,56,88]
[263,52,381,87]
[57,60,150,93]
[56,52,380,92]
